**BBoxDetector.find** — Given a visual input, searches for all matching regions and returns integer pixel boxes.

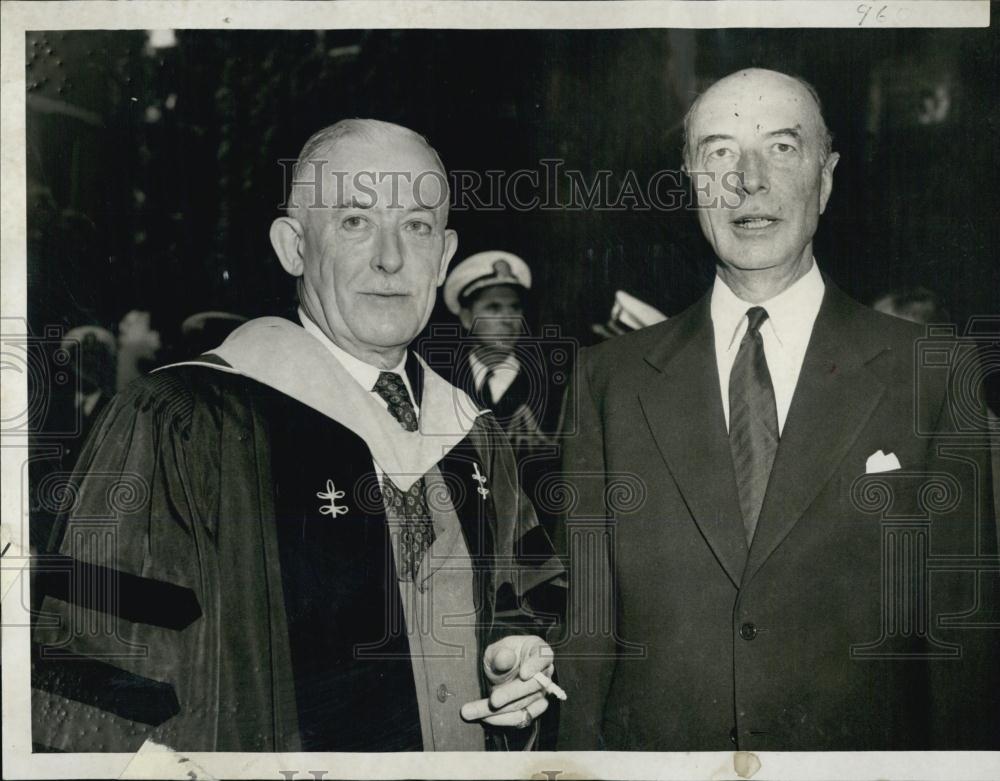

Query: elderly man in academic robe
[32,119,561,752]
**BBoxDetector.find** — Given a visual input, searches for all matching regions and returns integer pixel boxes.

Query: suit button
[730,727,738,745]
[739,622,757,641]
[436,684,451,703]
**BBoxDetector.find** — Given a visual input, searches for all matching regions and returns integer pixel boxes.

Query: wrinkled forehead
[309,136,449,212]
[690,70,824,142]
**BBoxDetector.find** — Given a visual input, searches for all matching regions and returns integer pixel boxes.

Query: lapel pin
[317,479,349,517]
[471,462,490,499]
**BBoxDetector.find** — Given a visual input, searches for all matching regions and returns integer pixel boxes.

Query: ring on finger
[517,707,532,729]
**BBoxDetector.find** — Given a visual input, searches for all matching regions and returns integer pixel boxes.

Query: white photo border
[2,2,995,779]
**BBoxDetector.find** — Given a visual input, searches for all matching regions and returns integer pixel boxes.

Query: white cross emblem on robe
[471,462,490,499]
[317,479,349,517]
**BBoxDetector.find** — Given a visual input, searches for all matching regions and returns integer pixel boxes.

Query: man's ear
[818,152,840,215]
[437,228,459,285]
[270,216,306,277]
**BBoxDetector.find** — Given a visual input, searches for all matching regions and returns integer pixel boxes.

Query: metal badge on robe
[471,462,490,500]
[316,479,349,517]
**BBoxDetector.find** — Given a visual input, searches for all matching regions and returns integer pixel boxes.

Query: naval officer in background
[441,252,563,534]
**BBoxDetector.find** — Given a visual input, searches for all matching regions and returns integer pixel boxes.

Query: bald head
[683,69,833,170]
[682,67,841,302]
[269,118,459,370]
[286,118,451,224]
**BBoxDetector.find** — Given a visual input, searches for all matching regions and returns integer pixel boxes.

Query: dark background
[26,26,1000,357]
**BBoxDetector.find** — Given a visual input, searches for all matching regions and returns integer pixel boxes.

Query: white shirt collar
[468,350,520,390]
[710,258,825,353]
[298,308,408,392]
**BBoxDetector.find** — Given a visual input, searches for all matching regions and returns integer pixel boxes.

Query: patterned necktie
[728,307,779,545]
[372,371,435,581]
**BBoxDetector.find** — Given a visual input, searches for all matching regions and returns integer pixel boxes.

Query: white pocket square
[866,449,901,474]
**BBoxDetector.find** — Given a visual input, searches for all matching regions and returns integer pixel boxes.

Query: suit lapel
[638,295,748,587]
[742,284,887,585]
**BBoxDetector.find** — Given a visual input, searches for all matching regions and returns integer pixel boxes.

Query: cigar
[533,671,567,701]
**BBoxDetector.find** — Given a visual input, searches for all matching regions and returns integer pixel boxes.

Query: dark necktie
[728,307,779,545]
[479,365,496,407]
[372,371,435,581]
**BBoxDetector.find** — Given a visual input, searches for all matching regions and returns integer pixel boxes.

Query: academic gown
[31,318,558,752]
[434,344,566,536]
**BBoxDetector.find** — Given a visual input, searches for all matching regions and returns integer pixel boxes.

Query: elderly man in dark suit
[555,68,998,751]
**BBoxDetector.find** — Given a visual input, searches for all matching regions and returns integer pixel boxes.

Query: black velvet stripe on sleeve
[33,555,202,630]
[32,645,181,726]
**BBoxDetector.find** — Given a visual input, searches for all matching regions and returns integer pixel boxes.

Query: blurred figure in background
[60,325,117,447]
[32,313,159,556]
[872,286,950,325]
[46,318,151,474]
[591,290,668,340]
[115,309,162,390]
[442,251,562,532]
[179,311,248,358]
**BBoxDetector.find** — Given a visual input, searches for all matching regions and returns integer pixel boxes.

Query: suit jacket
[555,283,999,751]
